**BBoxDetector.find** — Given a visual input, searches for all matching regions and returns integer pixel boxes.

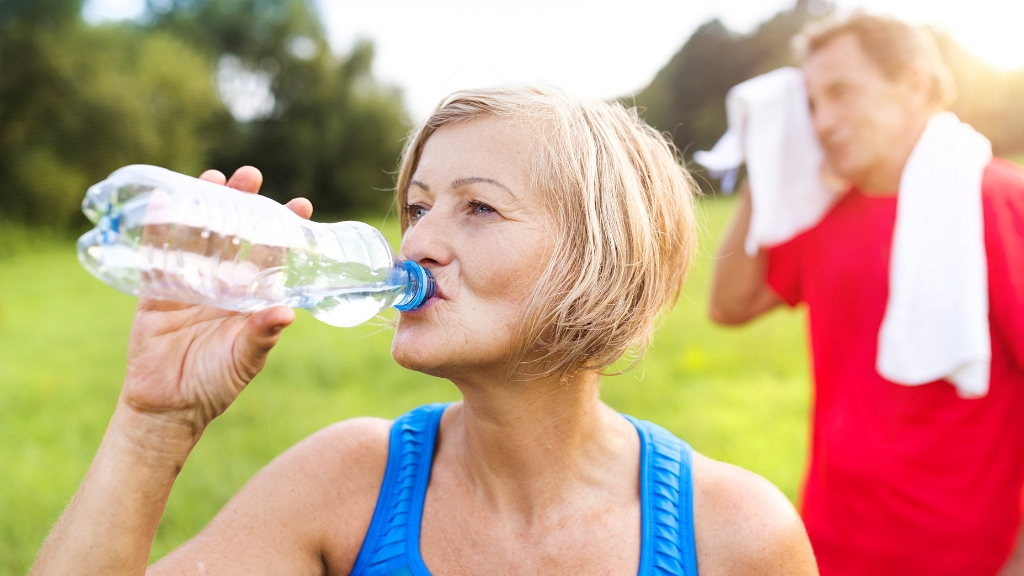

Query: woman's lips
[402,285,444,314]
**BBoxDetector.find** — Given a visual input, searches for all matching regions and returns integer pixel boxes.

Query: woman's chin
[391,332,447,376]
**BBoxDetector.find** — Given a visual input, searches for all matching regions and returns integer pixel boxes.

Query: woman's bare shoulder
[283,417,394,543]
[292,416,393,474]
[255,416,393,506]
[691,452,818,576]
[151,417,394,575]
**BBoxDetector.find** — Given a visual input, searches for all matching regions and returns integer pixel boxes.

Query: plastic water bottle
[76,165,435,327]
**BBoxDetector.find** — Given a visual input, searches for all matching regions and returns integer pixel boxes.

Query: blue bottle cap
[394,261,436,311]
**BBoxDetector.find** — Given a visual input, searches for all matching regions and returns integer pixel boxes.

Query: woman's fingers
[199,169,227,185]
[226,166,263,194]
[285,197,314,220]
[199,166,268,197]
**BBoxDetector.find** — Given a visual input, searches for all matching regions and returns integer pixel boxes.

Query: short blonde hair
[395,85,699,379]
[794,13,956,109]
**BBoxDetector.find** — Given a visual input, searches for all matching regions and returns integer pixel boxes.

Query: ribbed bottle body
[78,165,431,327]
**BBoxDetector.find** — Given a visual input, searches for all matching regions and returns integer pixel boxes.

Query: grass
[0,196,810,573]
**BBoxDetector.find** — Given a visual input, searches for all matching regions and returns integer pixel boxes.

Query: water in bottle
[76,165,435,327]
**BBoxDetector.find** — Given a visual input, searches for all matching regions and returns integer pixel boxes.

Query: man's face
[803,34,927,189]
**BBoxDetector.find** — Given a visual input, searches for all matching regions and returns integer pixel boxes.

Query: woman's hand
[32,166,316,576]
[120,166,314,439]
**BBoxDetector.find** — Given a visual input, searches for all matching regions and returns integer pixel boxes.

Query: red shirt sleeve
[983,159,1024,369]
[766,229,811,307]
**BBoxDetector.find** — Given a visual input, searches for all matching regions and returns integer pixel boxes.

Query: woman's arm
[31,405,197,574]
[30,167,314,576]
[149,417,390,576]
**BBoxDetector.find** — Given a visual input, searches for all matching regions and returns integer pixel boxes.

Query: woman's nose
[399,207,453,268]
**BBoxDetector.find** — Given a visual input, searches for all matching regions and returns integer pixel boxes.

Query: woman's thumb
[233,306,295,381]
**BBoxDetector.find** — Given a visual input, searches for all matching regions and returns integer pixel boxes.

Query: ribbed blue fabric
[622,414,699,576]
[350,404,698,576]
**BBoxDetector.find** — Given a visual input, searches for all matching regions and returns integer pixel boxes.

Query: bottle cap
[394,260,436,311]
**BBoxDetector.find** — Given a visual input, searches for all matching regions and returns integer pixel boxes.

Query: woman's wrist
[29,401,200,575]
[108,402,203,469]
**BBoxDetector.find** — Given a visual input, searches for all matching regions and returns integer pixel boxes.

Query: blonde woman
[32,86,817,575]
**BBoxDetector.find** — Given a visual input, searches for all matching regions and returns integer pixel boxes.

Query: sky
[84,0,1024,122]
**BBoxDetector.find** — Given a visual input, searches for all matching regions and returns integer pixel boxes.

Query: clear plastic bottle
[76,165,435,327]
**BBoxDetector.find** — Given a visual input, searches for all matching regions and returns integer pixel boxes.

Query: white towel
[693,67,841,257]
[879,113,992,397]
[695,68,993,398]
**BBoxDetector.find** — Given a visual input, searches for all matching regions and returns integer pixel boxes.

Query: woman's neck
[438,371,638,518]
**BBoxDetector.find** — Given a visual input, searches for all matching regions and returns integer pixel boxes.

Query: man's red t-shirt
[767,158,1024,575]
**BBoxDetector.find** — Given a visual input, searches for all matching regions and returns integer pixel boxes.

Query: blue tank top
[350,403,699,576]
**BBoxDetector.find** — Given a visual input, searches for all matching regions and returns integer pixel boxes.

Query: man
[709,15,1024,575]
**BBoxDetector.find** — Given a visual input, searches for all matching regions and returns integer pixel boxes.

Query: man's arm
[998,528,1024,576]
[708,182,783,325]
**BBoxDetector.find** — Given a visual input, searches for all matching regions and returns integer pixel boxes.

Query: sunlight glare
[948,12,1024,71]
[838,0,1024,72]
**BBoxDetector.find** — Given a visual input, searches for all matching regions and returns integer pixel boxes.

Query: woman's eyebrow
[450,176,516,199]
[408,179,430,192]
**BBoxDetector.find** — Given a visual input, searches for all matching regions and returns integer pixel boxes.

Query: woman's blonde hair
[395,85,699,379]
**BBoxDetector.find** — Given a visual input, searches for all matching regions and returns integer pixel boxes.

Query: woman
[32,86,817,575]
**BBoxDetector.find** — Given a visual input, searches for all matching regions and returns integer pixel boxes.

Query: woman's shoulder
[286,416,395,515]
[691,452,818,575]
[151,416,396,574]
[260,417,394,552]
[301,415,393,461]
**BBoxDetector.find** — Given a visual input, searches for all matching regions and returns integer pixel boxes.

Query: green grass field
[0,195,810,573]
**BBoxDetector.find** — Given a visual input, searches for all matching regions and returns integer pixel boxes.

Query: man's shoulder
[983,158,1024,202]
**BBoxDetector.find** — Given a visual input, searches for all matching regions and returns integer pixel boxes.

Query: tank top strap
[351,405,697,576]
[350,403,449,576]
[623,414,700,576]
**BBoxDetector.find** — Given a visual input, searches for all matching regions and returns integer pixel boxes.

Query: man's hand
[707,181,782,325]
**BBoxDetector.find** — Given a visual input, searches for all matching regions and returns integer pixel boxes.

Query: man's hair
[794,13,956,108]
[395,85,699,379]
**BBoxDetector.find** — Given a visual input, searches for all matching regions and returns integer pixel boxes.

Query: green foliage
[146,0,326,63]
[146,0,411,215]
[937,35,1024,158]
[0,22,227,229]
[630,0,816,165]
[0,0,409,232]
[0,197,810,573]
[219,39,410,215]
[633,0,1024,188]
[0,0,83,29]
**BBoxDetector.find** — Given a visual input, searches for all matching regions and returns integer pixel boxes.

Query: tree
[631,0,1024,184]
[146,0,410,216]
[630,0,817,167]
[0,10,226,229]
[937,34,1024,157]
[0,0,410,232]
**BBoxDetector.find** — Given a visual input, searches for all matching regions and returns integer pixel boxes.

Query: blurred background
[1,0,1022,572]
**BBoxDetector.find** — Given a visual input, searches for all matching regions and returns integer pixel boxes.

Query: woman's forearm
[31,403,198,576]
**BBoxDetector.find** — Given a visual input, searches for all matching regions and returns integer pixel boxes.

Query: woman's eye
[407,205,429,221]
[468,201,496,216]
